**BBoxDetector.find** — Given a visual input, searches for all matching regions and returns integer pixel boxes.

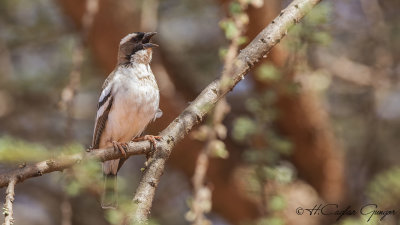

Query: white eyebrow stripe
[120,33,137,45]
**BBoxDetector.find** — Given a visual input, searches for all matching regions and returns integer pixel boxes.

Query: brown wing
[91,96,113,149]
[91,70,116,149]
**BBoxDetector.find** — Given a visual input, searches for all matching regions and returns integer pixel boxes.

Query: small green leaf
[66,180,81,196]
[190,125,210,141]
[209,140,229,159]
[312,31,332,45]
[237,36,248,45]
[268,195,286,211]
[229,2,242,15]
[270,138,292,155]
[220,19,239,40]
[219,47,228,60]
[245,98,260,113]
[257,216,284,225]
[232,117,257,142]
[304,3,330,25]
[256,64,281,82]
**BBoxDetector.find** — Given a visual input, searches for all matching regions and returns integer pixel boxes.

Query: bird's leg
[112,141,128,158]
[132,135,161,169]
[132,135,161,148]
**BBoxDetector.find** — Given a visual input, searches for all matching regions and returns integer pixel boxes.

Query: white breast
[99,65,159,147]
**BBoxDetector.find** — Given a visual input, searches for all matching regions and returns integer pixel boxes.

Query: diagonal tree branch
[131,0,321,222]
[0,0,321,222]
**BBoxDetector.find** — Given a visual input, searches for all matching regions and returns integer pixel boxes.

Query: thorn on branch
[246,60,253,67]
[169,136,175,143]
[196,114,202,123]
[211,88,218,96]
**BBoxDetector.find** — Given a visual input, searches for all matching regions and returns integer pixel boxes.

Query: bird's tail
[102,174,118,209]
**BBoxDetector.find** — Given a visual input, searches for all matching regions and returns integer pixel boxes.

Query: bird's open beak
[142,32,158,49]
[142,32,157,44]
[143,43,159,49]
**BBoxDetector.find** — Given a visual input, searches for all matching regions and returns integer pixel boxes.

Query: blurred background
[0,0,399,224]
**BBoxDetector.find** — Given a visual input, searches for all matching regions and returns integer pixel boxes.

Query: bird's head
[118,32,158,65]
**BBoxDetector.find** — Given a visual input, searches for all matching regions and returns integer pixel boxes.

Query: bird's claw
[112,141,128,157]
[132,135,161,149]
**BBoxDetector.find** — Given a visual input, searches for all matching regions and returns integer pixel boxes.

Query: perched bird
[90,32,162,208]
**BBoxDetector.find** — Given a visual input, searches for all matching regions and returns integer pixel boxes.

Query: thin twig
[314,50,373,86]
[190,142,211,224]
[59,0,99,137]
[3,177,16,225]
[189,1,249,223]
[60,196,72,225]
[60,47,83,138]
[81,0,99,40]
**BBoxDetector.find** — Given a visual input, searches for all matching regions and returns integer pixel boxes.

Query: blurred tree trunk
[57,0,260,223]
[245,0,346,202]
[219,0,345,202]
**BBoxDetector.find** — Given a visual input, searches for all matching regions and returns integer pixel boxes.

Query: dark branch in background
[58,0,99,138]
[188,1,251,223]
[131,0,321,222]
[3,177,16,225]
[60,196,72,225]
[0,0,321,222]
[59,1,98,222]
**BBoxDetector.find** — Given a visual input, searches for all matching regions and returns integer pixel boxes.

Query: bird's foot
[112,141,128,157]
[132,135,161,148]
